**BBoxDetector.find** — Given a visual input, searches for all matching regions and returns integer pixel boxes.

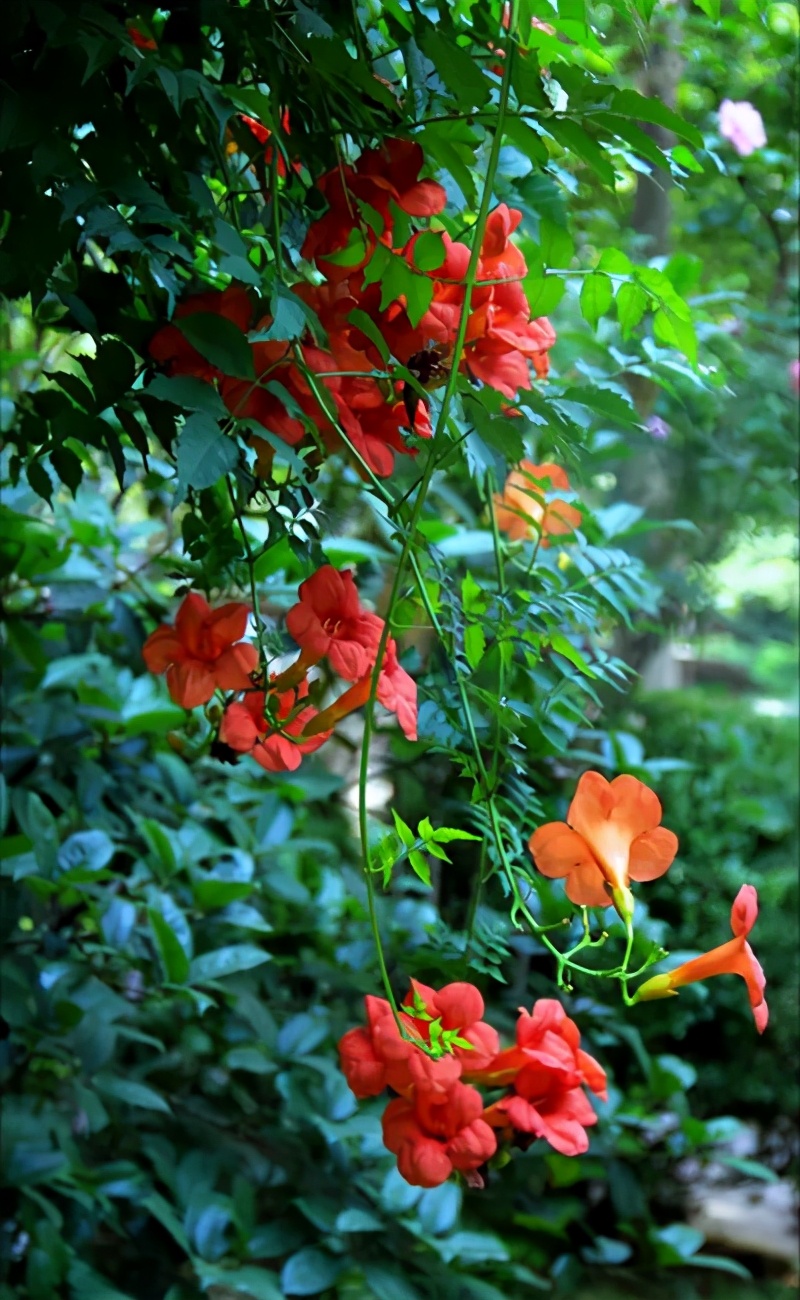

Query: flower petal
[142,625,183,674]
[628,826,679,882]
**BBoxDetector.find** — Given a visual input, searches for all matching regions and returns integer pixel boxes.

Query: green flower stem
[226,476,268,673]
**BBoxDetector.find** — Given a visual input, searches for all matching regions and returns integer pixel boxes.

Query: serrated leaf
[176,313,254,379]
[616,281,648,337]
[145,374,227,415]
[580,273,614,330]
[413,231,446,272]
[175,412,239,494]
[525,274,565,317]
[653,307,698,365]
[610,90,703,149]
[539,219,574,270]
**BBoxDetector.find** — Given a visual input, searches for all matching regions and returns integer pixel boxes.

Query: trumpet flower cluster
[142,564,416,772]
[340,771,767,1188]
[339,981,607,1188]
[148,137,557,479]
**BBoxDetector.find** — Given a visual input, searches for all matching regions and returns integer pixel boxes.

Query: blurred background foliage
[1,1,797,1298]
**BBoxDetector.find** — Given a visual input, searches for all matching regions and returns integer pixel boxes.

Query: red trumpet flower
[142,593,258,710]
[219,679,331,773]
[382,1082,497,1188]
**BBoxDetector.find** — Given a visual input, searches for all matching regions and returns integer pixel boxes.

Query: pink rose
[790,360,800,394]
[718,100,767,157]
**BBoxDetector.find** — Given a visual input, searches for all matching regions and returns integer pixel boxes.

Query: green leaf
[464,623,486,670]
[335,1208,383,1233]
[539,218,574,270]
[653,307,698,365]
[145,374,227,416]
[262,286,311,342]
[280,1248,342,1297]
[548,634,597,677]
[580,273,614,330]
[692,0,721,21]
[391,808,416,854]
[718,1156,779,1183]
[148,908,190,983]
[417,816,435,841]
[192,879,253,910]
[671,143,704,174]
[413,231,446,273]
[347,307,390,364]
[616,281,648,337]
[404,272,435,328]
[175,413,239,494]
[93,1075,172,1114]
[188,944,271,984]
[431,827,481,843]
[418,30,492,110]
[597,248,632,275]
[545,118,617,187]
[201,1265,283,1298]
[176,313,254,379]
[687,1256,752,1280]
[408,848,432,887]
[525,274,565,317]
[141,1193,191,1254]
[610,90,703,148]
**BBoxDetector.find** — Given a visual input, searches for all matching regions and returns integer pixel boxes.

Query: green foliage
[1,0,798,1297]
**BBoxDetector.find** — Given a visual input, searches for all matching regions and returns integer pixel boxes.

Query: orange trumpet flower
[634,885,768,1033]
[529,771,678,921]
[493,461,581,545]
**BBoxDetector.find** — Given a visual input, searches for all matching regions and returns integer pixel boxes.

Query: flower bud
[632,973,677,1003]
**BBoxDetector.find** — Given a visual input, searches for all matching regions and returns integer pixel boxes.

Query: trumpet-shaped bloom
[219,680,331,773]
[142,593,259,709]
[635,885,768,1033]
[338,981,497,1101]
[284,565,384,683]
[382,1082,497,1188]
[529,771,678,916]
[494,461,581,545]
[469,1000,605,1157]
[478,204,528,282]
[301,634,418,742]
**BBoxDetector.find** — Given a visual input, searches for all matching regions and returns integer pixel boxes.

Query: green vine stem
[353,0,523,1030]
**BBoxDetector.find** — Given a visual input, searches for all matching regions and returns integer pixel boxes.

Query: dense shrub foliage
[1,1,797,1298]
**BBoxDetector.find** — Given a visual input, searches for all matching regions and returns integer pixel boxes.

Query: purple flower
[718,100,767,157]
[647,415,671,442]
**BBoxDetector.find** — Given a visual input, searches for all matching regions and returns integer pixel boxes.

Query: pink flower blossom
[647,415,671,442]
[789,360,800,394]
[718,100,767,157]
